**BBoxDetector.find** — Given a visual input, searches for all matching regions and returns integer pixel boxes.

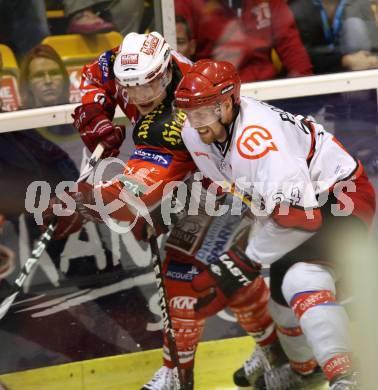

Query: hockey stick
[147,227,188,390]
[221,181,268,217]
[0,143,105,320]
[221,182,272,279]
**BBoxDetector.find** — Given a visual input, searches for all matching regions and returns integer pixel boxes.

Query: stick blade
[0,291,19,320]
[77,143,104,183]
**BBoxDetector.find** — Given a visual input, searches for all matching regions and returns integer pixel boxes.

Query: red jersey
[175,0,313,82]
[79,49,196,222]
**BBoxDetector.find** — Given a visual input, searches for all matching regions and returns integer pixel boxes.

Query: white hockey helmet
[114,31,172,87]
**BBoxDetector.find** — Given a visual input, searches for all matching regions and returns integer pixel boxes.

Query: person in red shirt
[176,15,197,60]
[175,0,313,82]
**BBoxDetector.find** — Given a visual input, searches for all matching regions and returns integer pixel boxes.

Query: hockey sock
[163,257,206,370]
[230,276,276,347]
[291,291,353,380]
[282,263,353,382]
[163,314,205,370]
[269,298,317,374]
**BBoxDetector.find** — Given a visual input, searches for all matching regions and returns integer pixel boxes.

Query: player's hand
[191,246,261,318]
[41,183,101,240]
[73,103,126,158]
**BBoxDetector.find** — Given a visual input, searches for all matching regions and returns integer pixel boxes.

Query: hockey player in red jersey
[174,59,376,390]
[41,32,285,389]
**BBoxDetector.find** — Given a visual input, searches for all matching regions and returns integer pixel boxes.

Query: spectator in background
[19,45,70,109]
[0,45,78,286]
[63,0,116,35]
[282,1,378,190]
[289,0,378,74]
[176,15,196,60]
[0,0,49,59]
[0,43,150,369]
[0,45,78,216]
[109,0,145,35]
[18,44,83,162]
[175,0,313,83]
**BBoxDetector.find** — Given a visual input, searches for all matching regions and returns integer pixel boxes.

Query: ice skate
[141,365,193,390]
[330,373,358,390]
[233,340,288,387]
[254,363,326,390]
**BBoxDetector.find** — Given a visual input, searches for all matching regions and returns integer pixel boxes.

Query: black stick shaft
[149,232,187,389]
[0,144,104,320]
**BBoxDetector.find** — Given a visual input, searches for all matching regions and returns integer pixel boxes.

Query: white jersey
[182,96,359,264]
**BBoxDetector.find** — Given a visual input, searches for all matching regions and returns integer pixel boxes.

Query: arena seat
[42,32,123,103]
[46,9,65,19]
[372,3,378,26]
[0,44,21,111]
[42,32,123,66]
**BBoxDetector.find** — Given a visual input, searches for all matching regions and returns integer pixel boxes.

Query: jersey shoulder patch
[98,48,117,83]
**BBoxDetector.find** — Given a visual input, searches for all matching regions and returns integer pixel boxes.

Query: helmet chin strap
[215,103,240,155]
[219,103,240,139]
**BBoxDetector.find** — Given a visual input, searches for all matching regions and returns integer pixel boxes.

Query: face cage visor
[117,70,171,105]
[176,103,222,128]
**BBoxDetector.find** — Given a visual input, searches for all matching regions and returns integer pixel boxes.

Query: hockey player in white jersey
[174,59,376,389]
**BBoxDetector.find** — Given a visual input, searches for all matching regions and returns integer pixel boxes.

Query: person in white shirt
[174,59,376,390]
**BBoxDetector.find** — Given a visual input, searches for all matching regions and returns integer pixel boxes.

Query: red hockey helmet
[174,59,241,110]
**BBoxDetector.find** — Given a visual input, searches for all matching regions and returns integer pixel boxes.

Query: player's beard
[197,122,227,144]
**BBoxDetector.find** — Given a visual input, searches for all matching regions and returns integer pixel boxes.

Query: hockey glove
[191,245,261,318]
[41,182,102,240]
[73,103,125,158]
